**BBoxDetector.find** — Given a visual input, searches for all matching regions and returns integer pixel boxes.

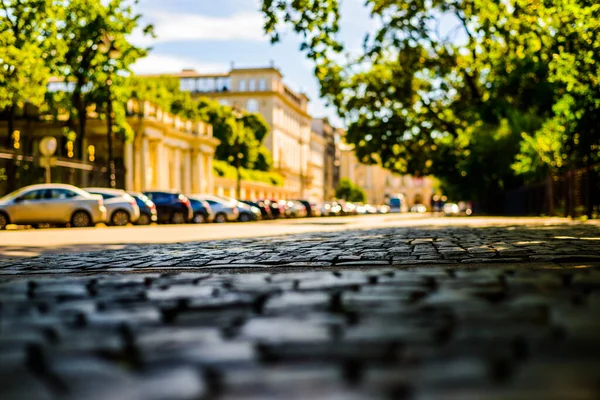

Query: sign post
[39,137,58,184]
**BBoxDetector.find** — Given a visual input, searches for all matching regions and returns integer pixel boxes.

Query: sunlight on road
[0,214,579,257]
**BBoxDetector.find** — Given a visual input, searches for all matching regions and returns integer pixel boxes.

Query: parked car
[128,192,158,225]
[277,200,292,218]
[188,198,213,223]
[142,191,193,224]
[241,200,272,220]
[296,200,314,217]
[339,201,358,215]
[310,203,322,217]
[443,203,460,215]
[410,204,427,213]
[84,188,140,226]
[265,199,283,218]
[321,201,342,216]
[0,184,106,229]
[377,205,390,214]
[236,201,261,222]
[190,195,238,223]
[388,196,403,213]
[365,204,378,214]
[288,201,308,218]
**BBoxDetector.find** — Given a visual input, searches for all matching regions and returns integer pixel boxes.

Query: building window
[259,78,266,91]
[219,99,230,107]
[179,78,196,92]
[218,77,231,92]
[248,79,256,91]
[238,79,246,91]
[246,99,259,113]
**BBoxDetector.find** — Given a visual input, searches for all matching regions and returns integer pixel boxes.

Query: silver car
[0,184,107,229]
[189,194,239,223]
[84,188,140,226]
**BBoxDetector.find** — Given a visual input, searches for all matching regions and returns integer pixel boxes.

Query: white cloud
[131,11,267,45]
[131,53,228,75]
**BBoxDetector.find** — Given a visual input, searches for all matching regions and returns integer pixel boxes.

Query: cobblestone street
[2,220,600,399]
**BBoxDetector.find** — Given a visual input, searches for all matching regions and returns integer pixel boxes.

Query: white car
[443,203,460,215]
[84,188,140,226]
[189,194,239,223]
[0,184,106,229]
[410,204,427,213]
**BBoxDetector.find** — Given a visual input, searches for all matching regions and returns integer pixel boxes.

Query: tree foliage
[335,178,366,203]
[57,0,152,157]
[0,0,65,144]
[262,0,600,212]
[130,77,274,172]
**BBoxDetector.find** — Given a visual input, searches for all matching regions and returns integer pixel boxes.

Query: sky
[130,0,375,127]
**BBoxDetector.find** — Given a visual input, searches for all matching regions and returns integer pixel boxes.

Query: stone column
[173,147,181,191]
[124,141,134,191]
[141,137,150,190]
[206,154,214,193]
[183,150,192,194]
[195,151,205,194]
[156,141,167,189]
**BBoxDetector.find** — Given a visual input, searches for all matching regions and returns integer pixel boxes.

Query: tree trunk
[5,105,17,192]
[586,162,593,218]
[73,90,87,160]
[77,110,87,161]
[547,174,554,216]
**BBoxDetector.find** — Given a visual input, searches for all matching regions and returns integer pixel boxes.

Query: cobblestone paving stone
[1,223,600,399]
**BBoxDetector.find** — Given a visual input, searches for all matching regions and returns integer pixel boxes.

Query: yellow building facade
[154,67,312,198]
[124,100,220,194]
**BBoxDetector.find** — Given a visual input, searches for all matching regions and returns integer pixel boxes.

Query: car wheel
[193,213,206,224]
[239,213,250,222]
[111,210,130,227]
[71,211,91,228]
[137,213,151,226]
[171,211,186,224]
[0,212,8,230]
[214,213,227,223]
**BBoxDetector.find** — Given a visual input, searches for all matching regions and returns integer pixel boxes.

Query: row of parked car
[0,183,395,230]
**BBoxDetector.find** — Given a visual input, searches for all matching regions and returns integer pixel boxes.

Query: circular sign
[39,136,58,157]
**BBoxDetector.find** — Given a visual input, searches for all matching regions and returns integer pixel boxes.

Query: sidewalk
[1,223,600,399]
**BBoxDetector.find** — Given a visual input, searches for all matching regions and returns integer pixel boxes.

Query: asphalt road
[0,214,578,257]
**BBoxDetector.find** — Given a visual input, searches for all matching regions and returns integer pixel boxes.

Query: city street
[1,217,600,399]
[0,214,578,257]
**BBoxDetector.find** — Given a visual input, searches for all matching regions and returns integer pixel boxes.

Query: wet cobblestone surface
[1,223,600,399]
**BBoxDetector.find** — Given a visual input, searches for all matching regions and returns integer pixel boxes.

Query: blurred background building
[338,140,435,208]
[161,66,312,198]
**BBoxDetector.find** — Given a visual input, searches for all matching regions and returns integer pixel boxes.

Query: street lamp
[231,105,244,199]
[100,35,120,189]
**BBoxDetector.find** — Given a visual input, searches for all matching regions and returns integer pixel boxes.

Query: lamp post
[232,105,244,199]
[299,137,304,198]
[100,35,119,189]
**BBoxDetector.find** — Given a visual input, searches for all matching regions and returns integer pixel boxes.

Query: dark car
[236,201,261,222]
[189,198,213,223]
[240,200,272,219]
[263,199,283,219]
[128,192,158,225]
[142,191,193,224]
[296,200,314,217]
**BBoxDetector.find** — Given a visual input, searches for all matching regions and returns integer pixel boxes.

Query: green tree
[58,0,152,159]
[0,0,65,190]
[335,178,366,203]
[262,0,600,213]
[196,97,272,171]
